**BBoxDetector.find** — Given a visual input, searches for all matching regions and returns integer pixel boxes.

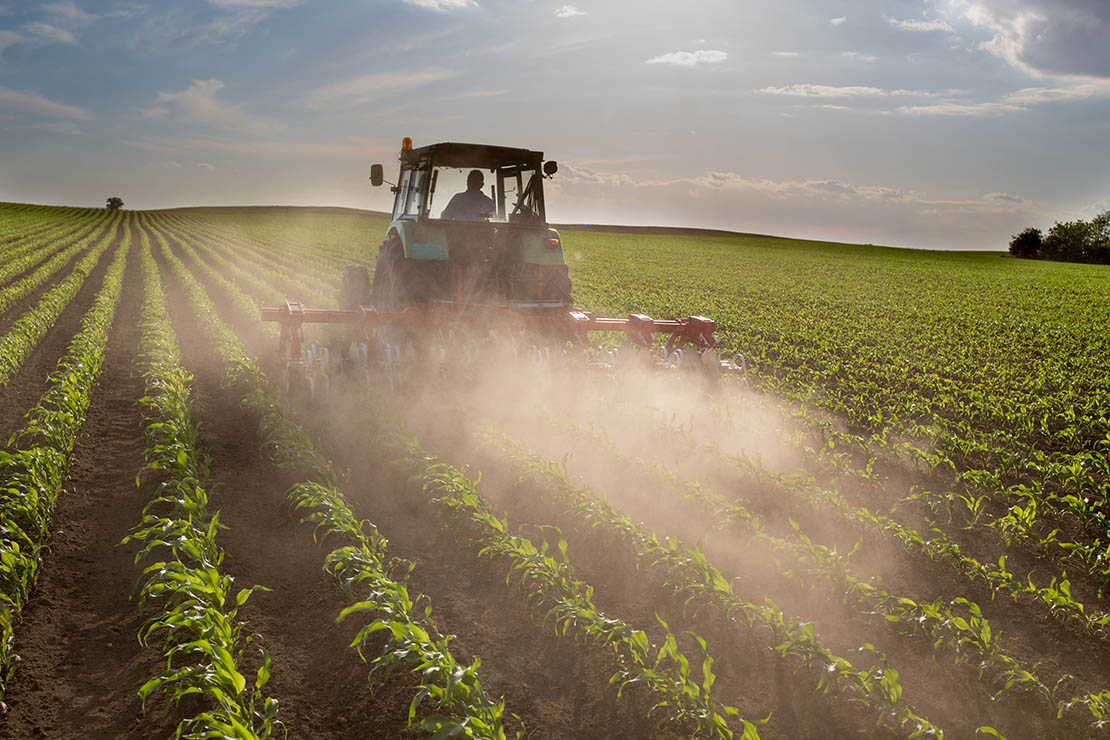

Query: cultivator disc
[262,301,745,398]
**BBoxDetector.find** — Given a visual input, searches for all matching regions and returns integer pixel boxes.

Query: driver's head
[467,169,484,191]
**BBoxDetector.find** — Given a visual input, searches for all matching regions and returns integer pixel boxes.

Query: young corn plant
[126,221,278,738]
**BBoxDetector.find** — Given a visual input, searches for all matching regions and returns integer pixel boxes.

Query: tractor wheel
[339,264,372,310]
[371,237,407,310]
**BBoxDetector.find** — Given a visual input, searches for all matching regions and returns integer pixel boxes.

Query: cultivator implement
[261,301,744,397]
[261,137,746,400]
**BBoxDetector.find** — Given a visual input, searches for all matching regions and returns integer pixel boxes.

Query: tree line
[1009,210,1110,264]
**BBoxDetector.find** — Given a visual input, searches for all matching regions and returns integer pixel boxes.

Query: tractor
[340,138,572,314]
[262,138,742,397]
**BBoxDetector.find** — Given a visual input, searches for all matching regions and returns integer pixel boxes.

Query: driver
[441,169,495,221]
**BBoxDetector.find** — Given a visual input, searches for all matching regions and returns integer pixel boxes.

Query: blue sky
[1,0,1108,249]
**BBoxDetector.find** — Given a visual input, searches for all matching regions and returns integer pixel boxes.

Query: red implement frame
[261,302,721,372]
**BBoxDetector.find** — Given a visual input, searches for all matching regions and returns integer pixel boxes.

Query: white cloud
[899,80,1110,115]
[560,164,1034,212]
[757,84,933,98]
[898,102,1016,115]
[183,0,302,44]
[645,50,727,68]
[0,85,90,120]
[142,78,275,131]
[24,21,76,44]
[23,2,97,45]
[554,5,585,18]
[890,18,956,32]
[306,68,460,108]
[44,2,96,26]
[196,162,215,170]
[1005,81,1110,104]
[402,0,477,10]
[829,17,846,26]
[163,160,182,168]
[842,51,877,62]
[773,51,799,58]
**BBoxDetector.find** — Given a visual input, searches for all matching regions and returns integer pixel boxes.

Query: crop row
[0,216,121,393]
[153,213,339,296]
[159,210,367,271]
[0,213,114,321]
[0,204,93,248]
[152,216,328,307]
[0,218,130,705]
[0,209,100,277]
[124,218,278,737]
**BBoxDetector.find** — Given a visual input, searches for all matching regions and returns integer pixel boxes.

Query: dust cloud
[300,326,916,647]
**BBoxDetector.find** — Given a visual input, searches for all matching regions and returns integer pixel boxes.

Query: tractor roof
[404,141,544,169]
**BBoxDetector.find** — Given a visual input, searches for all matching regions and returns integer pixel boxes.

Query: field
[0,202,1109,739]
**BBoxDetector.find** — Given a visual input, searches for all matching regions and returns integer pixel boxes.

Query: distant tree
[1009,210,1110,265]
[1008,227,1042,259]
[106,196,124,211]
[1089,210,1110,264]
[1042,220,1092,262]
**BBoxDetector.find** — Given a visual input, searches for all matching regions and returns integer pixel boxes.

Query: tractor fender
[520,227,566,266]
[388,220,448,261]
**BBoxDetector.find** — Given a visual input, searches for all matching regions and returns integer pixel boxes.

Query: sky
[0,0,1108,249]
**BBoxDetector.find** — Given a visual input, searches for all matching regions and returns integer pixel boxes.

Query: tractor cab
[362,139,571,311]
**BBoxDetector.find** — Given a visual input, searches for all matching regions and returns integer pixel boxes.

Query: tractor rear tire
[340,264,372,310]
[372,237,407,310]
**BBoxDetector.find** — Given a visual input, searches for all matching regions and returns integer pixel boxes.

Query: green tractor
[341,138,572,313]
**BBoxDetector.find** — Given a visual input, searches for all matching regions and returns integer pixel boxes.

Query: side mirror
[543,161,558,176]
[370,164,384,186]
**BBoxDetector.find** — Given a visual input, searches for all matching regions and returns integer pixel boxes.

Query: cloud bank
[645,50,727,68]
